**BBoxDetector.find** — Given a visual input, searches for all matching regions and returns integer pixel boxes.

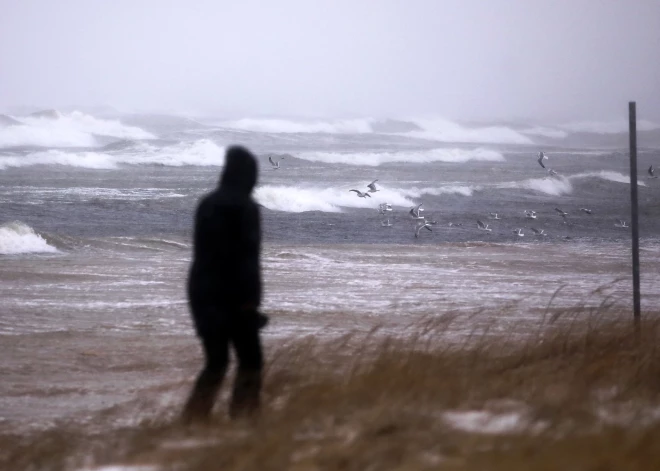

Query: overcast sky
[1,0,659,122]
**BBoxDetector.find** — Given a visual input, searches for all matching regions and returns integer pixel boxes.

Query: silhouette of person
[182,146,267,422]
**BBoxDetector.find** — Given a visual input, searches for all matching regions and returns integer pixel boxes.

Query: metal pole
[629,102,641,329]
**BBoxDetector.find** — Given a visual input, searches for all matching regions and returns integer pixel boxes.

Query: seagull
[415,221,433,238]
[489,213,501,220]
[580,208,593,215]
[367,179,379,192]
[378,203,393,214]
[477,220,492,232]
[547,169,558,177]
[649,165,657,178]
[530,227,546,236]
[381,219,393,227]
[268,155,281,169]
[512,228,524,237]
[615,220,629,228]
[555,208,568,217]
[448,222,463,227]
[524,210,537,219]
[537,151,548,169]
[409,204,425,219]
[349,189,371,198]
[423,218,438,225]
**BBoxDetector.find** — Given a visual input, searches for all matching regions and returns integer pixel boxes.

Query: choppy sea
[1,110,660,440]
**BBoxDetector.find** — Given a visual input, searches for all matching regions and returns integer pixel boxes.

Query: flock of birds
[266,151,655,239]
[341,151,655,239]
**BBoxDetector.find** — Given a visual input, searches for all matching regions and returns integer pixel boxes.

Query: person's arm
[237,202,262,310]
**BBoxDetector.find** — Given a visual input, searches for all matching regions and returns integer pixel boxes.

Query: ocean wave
[497,176,574,196]
[0,221,58,254]
[255,185,417,213]
[219,118,374,134]
[406,118,534,145]
[570,170,647,186]
[0,139,225,170]
[0,111,154,148]
[496,170,646,197]
[296,148,504,166]
[559,119,660,134]
[521,126,569,139]
[400,185,477,197]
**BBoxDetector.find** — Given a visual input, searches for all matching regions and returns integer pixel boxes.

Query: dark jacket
[187,146,262,321]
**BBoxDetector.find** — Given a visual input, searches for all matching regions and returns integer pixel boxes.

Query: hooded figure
[183,146,265,422]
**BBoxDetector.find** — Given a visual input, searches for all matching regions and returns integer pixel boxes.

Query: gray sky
[1,0,659,121]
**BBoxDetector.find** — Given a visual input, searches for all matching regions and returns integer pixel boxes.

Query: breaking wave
[406,118,534,145]
[496,171,646,197]
[296,148,504,166]
[0,221,58,255]
[219,118,373,134]
[255,185,418,213]
[570,170,646,186]
[0,111,154,148]
[0,139,225,170]
[560,120,660,134]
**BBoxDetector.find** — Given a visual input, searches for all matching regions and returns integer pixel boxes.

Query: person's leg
[182,330,230,423]
[228,315,263,419]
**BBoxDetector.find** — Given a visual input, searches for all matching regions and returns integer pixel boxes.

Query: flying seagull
[415,221,433,238]
[477,220,492,232]
[615,220,629,228]
[409,204,425,219]
[547,169,558,176]
[489,213,501,220]
[530,227,546,236]
[512,228,524,237]
[649,165,657,178]
[268,155,281,169]
[555,208,568,217]
[381,219,393,227]
[580,208,593,215]
[448,222,463,227]
[378,203,393,214]
[367,179,379,192]
[349,189,371,198]
[537,151,548,169]
[524,210,537,219]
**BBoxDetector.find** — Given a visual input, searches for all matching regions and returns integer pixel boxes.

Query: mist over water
[2,1,660,465]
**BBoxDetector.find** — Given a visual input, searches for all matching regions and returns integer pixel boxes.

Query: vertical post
[629,102,641,330]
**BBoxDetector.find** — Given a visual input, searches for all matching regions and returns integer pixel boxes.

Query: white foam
[0,111,154,148]
[255,184,417,213]
[0,221,58,254]
[408,118,534,144]
[570,170,647,186]
[296,148,504,167]
[498,176,574,196]
[521,126,569,139]
[0,150,117,170]
[219,118,374,134]
[400,185,476,197]
[0,139,225,170]
[442,410,532,434]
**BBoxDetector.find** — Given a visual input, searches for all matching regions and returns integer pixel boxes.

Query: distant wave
[406,118,534,145]
[0,139,224,170]
[559,120,660,134]
[255,185,417,213]
[0,110,154,148]
[0,221,58,255]
[219,118,374,134]
[296,148,504,166]
[497,176,574,196]
[400,185,477,197]
[570,170,646,186]
[496,170,646,197]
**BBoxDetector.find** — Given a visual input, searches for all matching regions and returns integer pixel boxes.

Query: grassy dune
[3,309,660,470]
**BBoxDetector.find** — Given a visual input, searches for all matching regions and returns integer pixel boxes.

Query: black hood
[219,146,258,194]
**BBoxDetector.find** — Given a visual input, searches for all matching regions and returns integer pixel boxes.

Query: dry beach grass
[3,307,660,471]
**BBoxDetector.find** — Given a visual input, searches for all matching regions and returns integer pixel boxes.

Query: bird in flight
[537,151,548,169]
[349,189,371,198]
[367,179,379,192]
[268,155,281,169]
